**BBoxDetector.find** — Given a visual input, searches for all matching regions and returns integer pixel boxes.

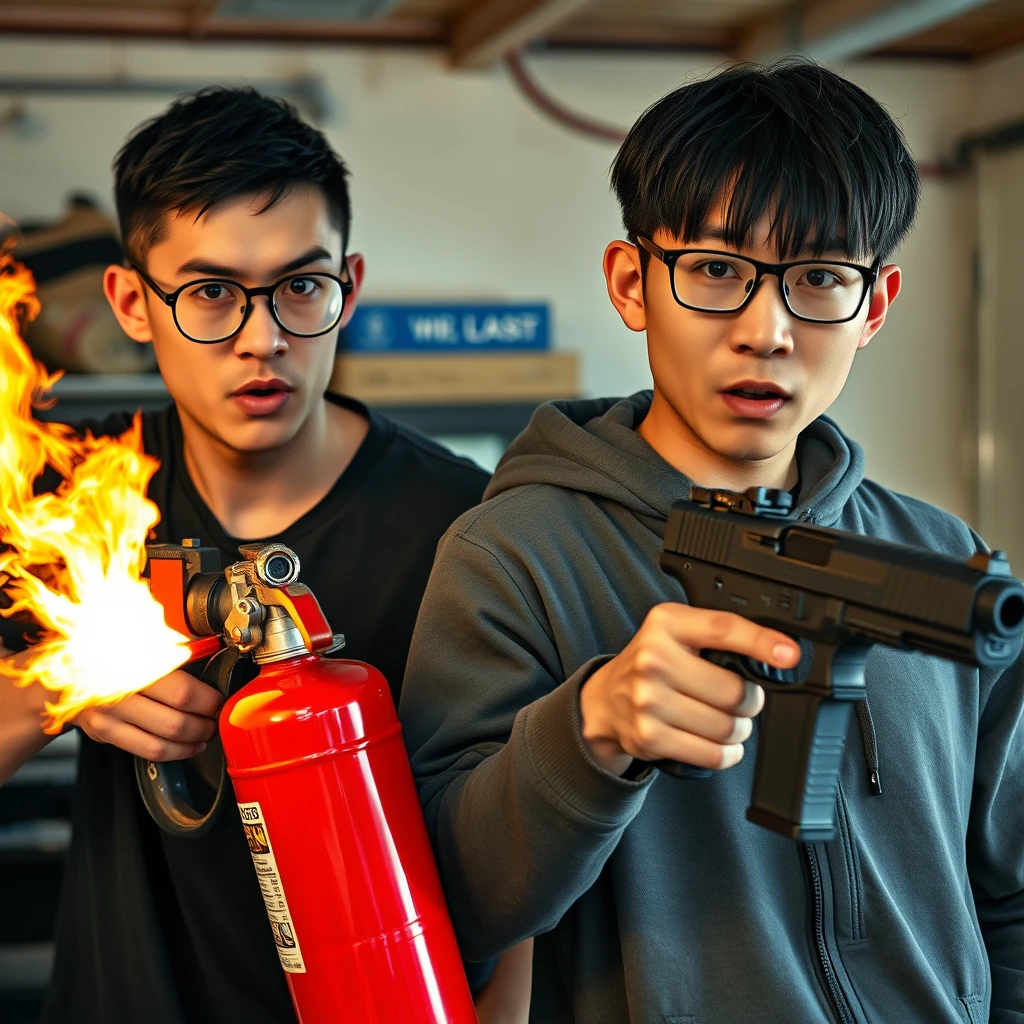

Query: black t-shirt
[18,395,488,1024]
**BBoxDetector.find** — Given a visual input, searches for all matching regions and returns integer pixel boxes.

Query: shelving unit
[42,372,544,453]
[1,732,78,1024]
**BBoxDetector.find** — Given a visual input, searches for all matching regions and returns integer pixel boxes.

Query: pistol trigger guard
[701,649,796,687]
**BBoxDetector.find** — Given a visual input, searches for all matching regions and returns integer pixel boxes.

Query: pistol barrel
[663,501,1024,670]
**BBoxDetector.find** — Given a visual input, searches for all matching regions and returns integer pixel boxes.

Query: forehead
[146,187,342,277]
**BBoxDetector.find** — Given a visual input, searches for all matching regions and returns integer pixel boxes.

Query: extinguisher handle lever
[134,646,256,839]
[139,539,339,838]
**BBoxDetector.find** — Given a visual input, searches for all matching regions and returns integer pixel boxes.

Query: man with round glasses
[130,264,351,346]
[0,87,508,1023]
[401,61,1024,1023]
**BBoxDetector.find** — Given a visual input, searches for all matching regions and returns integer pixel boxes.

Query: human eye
[283,276,320,297]
[186,281,235,303]
[797,265,847,289]
[691,258,741,280]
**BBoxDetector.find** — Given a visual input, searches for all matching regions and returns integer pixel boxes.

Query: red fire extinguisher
[135,538,477,1024]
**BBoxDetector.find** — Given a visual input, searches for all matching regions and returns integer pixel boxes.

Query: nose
[233,295,289,360]
[727,273,795,358]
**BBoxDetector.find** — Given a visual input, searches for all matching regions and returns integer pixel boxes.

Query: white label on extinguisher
[237,801,307,974]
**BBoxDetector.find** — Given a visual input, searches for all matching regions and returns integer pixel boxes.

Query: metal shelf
[44,373,538,445]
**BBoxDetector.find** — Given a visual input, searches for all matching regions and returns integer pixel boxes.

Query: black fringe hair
[611,60,920,265]
[114,86,351,267]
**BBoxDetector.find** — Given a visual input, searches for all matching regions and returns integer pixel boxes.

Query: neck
[638,387,799,493]
[179,397,368,539]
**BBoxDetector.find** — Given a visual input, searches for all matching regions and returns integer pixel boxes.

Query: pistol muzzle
[975,578,1024,639]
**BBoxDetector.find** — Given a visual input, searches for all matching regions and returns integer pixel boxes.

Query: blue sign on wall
[343,302,550,353]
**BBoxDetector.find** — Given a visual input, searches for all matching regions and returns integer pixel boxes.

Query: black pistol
[658,486,1024,841]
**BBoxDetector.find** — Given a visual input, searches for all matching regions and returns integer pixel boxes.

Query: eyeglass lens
[175,274,345,342]
[672,252,866,322]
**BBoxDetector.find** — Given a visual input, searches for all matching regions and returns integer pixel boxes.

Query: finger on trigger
[692,609,800,669]
[769,637,801,668]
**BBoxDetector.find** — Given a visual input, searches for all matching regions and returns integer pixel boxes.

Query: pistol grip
[745,691,854,841]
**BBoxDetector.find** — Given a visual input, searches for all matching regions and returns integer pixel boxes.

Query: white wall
[974,44,1024,129]
[0,36,1012,522]
[820,60,977,523]
[971,46,1024,563]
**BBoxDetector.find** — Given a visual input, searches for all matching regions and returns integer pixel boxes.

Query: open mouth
[232,378,294,398]
[719,381,791,419]
[231,379,294,416]
[721,378,792,400]
[726,387,785,400]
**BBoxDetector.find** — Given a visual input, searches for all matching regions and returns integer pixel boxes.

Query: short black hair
[610,60,919,265]
[114,86,351,267]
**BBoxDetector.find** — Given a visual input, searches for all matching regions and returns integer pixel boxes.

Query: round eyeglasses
[133,265,353,344]
[637,237,878,325]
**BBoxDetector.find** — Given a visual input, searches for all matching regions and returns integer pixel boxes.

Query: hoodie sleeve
[967,651,1024,1020]
[399,525,655,962]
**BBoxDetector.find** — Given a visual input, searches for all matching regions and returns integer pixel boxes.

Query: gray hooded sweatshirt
[399,392,1024,1024]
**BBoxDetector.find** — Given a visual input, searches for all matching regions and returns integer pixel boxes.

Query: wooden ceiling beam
[736,0,895,63]
[449,0,595,68]
[0,4,444,43]
[546,21,729,53]
[734,0,997,64]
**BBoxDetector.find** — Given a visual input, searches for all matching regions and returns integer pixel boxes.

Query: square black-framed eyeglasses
[132,264,354,344]
[636,236,879,325]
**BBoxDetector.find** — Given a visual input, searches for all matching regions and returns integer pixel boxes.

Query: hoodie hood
[484,391,865,528]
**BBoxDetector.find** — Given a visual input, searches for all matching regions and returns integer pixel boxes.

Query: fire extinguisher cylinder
[141,540,478,1022]
[221,651,477,1024]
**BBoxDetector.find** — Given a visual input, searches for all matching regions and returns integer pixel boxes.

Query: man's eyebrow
[270,246,336,278]
[174,246,336,279]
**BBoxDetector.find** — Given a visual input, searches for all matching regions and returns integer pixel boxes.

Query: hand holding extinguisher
[137,539,478,1024]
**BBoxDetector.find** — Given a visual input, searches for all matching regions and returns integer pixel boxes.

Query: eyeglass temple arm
[130,265,174,305]
[635,236,664,260]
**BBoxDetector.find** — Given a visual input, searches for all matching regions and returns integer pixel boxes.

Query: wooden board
[330,350,579,404]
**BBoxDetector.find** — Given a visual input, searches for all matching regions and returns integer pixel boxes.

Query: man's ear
[603,240,647,333]
[104,265,154,344]
[337,252,366,330]
[857,264,901,350]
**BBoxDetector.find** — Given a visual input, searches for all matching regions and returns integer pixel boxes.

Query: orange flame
[0,248,190,732]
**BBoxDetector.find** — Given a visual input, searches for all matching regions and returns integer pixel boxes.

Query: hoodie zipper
[794,509,863,1022]
[794,506,847,1024]
[804,842,854,1024]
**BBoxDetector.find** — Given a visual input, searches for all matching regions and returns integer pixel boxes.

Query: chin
[711,425,794,464]
[221,419,302,454]
[719,443,790,464]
